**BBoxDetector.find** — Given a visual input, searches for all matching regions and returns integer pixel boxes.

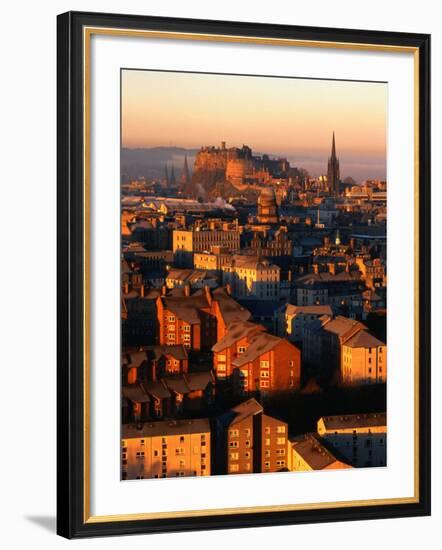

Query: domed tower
[257,187,279,224]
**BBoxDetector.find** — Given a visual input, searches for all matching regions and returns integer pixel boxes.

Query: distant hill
[121,147,198,182]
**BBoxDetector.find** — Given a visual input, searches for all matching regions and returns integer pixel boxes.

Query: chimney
[184,284,191,297]
[123,282,129,294]
[161,285,167,296]
[140,284,145,298]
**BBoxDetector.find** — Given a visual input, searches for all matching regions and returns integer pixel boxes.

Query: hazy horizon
[122,69,387,182]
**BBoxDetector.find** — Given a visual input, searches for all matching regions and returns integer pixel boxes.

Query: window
[276,448,285,456]
[175,447,185,456]
[244,463,251,471]
[276,460,286,467]
[153,450,159,457]
[168,324,175,332]
[180,436,185,443]
[229,441,239,448]
[183,325,190,332]
[168,316,175,322]
[260,360,269,368]
[230,452,239,460]
[260,371,269,378]
[229,429,239,438]
[276,437,285,445]
[229,464,239,472]
[179,459,185,467]
[245,440,251,448]
[217,354,226,362]
[238,346,246,354]
[265,438,271,446]
[260,380,269,388]
[265,426,271,435]
[276,426,286,434]
[265,450,271,458]
[264,461,271,469]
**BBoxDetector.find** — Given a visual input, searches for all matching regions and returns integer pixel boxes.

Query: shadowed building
[215,398,288,475]
[317,413,386,468]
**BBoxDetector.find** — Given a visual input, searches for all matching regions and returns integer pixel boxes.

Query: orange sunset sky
[122,69,387,181]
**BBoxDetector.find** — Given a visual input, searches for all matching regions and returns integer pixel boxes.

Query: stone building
[257,187,279,224]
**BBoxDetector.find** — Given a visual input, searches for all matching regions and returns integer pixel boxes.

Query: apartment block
[317,413,386,468]
[215,398,288,475]
[121,418,211,480]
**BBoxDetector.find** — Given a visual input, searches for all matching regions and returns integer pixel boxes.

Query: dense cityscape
[121,134,387,480]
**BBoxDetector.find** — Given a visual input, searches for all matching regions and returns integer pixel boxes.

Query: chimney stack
[161,285,167,296]
[184,284,191,297]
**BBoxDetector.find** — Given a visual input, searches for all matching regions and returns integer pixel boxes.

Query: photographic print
[120,69,388,481]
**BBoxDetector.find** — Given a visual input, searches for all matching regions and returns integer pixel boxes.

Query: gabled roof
[212,321,265,352]
[322,316,366,337]
[232,332,295,367]
[142,380,171,400]
[212,287,251,326]
[291,434,349,469]
[344,331,385,348]
[122,384,151,403]
[230,398,263,425]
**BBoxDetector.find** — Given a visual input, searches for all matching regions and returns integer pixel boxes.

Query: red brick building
[156,286,250,351]
[212,321,301,392]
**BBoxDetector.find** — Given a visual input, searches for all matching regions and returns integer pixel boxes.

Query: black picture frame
[57,10,431,539]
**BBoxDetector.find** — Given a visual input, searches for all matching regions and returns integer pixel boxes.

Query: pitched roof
[161,292,209,325]
[230,398,263,425]
[291,434,349,469]
[322,316,366,337]
[319,412,386,431]
[232,332,294,367]
[212,321,265,352]
[285,304,333,317]
[142,380,171,400]
[344,331,385,348]
[212,287,251,325]
[122,384,150,403]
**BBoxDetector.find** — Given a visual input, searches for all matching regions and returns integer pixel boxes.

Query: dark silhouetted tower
[327,132,340,197]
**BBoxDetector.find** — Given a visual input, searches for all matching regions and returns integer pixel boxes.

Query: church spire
[327,131,340,198]
[170,165,176,186]
[331,131,336,159]
[181,155,190,186]
[164,164,169,185]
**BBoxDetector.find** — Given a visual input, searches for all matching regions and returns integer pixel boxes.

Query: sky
[122,69,387,182]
